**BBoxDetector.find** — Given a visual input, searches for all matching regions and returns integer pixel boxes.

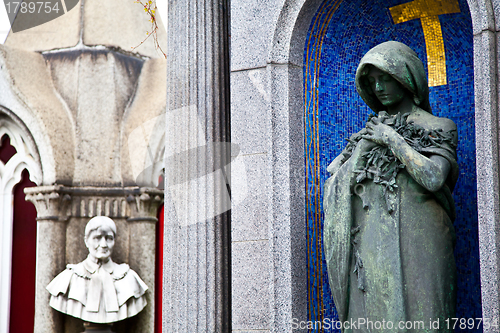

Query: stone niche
[25,185,163,333]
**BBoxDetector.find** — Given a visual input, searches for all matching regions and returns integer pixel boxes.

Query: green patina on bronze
[323,41,458,332]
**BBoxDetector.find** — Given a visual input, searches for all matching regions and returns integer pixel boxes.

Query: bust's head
[84,216,117,262]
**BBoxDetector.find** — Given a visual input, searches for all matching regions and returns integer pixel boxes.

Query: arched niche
[267,0,500,329]
[304,0,478,326]
[0,112,42,333]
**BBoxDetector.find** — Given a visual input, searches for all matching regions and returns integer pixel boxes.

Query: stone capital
[24,185,164,221]
[125,187,164,222]
[24,185,71,222]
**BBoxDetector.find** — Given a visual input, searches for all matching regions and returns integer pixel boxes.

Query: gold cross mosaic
[389,0,461,86]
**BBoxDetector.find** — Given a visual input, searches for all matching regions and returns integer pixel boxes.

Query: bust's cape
[46,257,148,323]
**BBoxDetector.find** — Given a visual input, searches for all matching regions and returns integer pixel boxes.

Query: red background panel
[9,169,37,333]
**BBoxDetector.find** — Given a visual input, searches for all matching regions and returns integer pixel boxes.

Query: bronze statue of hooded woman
[323,41,458,332]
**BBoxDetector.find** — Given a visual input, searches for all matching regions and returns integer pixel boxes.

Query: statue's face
[366,66,406,107]
[85,226,115,261]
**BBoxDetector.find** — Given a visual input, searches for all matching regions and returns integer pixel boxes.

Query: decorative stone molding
[25,186,164,220]
[126,188,164,222]
[71,195,130,218]
[66,187,132,219]
[24,185,71,222]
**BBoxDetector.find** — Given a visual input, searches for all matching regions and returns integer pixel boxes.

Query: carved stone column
[165,0,231,331]
[126,188,163,333]
[25,185,71,333]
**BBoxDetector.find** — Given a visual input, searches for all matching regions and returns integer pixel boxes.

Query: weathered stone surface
[231,153,270,242]
[0,45,75,184]
[474,30,500,331]
[269,0,323,65]
[231,68,270,155]
[267,62,307,333]
[4,2,80,52]
[127,220,156,333]
[4,0,167,58]
[74,51,141,185]
[121,59,166,187]
[0,44,168,188]
[231,0,276,70]
[232,240,271,330]
[25,186,70,333]
[83,0,167,58]
[35,221,67,333]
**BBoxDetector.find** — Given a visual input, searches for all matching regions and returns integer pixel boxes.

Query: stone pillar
[165,0,231,331]
[474,23,500,328]
[126,188,164,333]
[25,186,71,333]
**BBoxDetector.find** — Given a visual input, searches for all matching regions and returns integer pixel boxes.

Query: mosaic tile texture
[389,0,461,86]
[304,0,479,332]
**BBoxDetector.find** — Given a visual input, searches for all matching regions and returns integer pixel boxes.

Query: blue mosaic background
[304,0,480,332]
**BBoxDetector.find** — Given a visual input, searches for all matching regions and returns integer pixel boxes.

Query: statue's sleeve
[413,117,458,191]
[323,152,362,322]
[419,132,458,222]
[46,268,74,296]
[420,143,458,191]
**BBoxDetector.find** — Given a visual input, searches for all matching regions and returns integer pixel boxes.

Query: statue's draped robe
[46,257,148,323]
[323,119,458,332]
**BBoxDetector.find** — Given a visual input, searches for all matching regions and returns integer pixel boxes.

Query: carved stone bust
[46,216,148,324]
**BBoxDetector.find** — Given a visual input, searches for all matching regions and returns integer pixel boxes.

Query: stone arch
[0,112,42,333]
[121,58,166,187]
[271,0,323,65]
[0,46,75,185]
[259,0,327,329]
[466,0,496,33]
[268,0,500,328]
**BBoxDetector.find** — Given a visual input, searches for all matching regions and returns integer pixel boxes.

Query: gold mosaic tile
[390,0,460,86]
[421,16,447,86]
